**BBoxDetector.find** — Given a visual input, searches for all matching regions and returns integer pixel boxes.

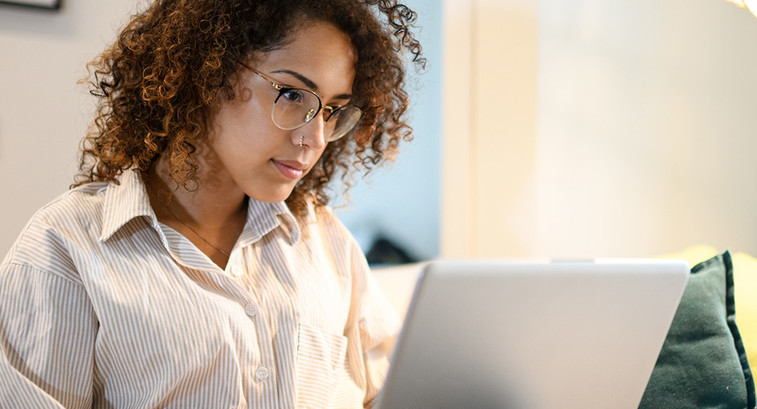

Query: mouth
[271,159,308,180]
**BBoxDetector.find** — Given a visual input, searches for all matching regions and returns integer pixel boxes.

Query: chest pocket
[295,322,350,408]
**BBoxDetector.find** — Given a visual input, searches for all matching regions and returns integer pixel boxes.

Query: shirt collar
[242,198,302,246]
[100,169,157,242]
[98,168,305,246]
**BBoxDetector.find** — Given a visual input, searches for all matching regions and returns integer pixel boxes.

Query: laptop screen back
[373,259,689,409]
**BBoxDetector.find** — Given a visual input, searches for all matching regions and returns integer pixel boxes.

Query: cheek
[306,146,330,172]
[218,82,273,127]
[211,97,273,147]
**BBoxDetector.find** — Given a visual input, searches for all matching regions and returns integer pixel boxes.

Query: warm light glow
[725,0,757,17]
[748,0,757,15]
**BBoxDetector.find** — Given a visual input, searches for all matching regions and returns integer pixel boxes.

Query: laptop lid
[373,259,689,409]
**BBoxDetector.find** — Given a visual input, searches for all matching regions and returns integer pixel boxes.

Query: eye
[280,88,305,104]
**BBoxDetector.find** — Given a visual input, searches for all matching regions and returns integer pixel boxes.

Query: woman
[0,0,423,408]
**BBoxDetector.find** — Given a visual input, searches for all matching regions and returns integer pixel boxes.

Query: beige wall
[0,0,140,254]
[442,0,757,258]
[442,0,540,258]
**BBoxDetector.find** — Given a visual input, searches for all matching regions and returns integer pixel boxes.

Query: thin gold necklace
[164,204,231,257]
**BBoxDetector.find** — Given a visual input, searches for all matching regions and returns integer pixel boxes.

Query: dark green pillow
[639,251,756,409]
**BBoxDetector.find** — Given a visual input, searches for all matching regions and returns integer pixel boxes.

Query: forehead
[251,21,357,97]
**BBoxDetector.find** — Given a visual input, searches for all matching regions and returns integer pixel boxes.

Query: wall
[0,0,140,255]
[536,0,757,258]
[441,0,541,258]
[442,0,757,259]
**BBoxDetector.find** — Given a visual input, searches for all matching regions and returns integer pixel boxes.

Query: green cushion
[639,251,756,409]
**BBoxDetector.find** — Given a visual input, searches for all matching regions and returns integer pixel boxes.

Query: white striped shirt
[0,169,399,409]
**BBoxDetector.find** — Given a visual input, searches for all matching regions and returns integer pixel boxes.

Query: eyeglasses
[239,63,362,142]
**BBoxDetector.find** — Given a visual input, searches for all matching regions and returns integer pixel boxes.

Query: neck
[144,157,247,268]
[148,157,246,219]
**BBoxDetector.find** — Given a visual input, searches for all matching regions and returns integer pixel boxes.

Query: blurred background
[1,0,756,263]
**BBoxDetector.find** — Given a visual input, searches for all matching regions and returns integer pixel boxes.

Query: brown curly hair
[76,0,424,216]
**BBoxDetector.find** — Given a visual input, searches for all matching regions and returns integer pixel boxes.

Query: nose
[293,113,327,150]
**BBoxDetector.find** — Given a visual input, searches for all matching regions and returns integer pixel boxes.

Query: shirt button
[255,366,270,382]
[244,304,258,318]
[231,265,244,276]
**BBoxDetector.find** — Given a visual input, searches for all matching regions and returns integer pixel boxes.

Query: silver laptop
[373,259,689,409]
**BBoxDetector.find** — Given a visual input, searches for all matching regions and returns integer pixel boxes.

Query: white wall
[442,0,757,259]
[536,0,757,258]
[0,0,141,255]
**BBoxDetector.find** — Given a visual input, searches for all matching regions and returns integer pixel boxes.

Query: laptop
[373,259,689,409]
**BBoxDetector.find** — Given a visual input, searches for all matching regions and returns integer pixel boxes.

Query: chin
[246,187,296,204]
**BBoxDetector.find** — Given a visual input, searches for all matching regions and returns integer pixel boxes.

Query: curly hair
[76,0,424,217]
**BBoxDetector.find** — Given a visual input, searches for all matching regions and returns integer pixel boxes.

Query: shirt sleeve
[0,262,97,409]
[348,241,401,408]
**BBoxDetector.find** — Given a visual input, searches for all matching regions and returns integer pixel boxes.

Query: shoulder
[33,182,110,228]
[17,182,111,246]
[305,205,374,283]
[306,205,361,252]
[2,182,109,280]
[313,205,349,233]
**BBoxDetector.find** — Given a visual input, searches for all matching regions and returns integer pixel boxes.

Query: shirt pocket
[295,322,349,409]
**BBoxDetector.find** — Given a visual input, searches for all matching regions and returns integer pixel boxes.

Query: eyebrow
[271,69,353,101]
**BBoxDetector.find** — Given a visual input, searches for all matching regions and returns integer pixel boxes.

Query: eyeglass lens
[272,88,361,141]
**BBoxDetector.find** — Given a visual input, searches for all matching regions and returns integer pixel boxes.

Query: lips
[271,159,308,180]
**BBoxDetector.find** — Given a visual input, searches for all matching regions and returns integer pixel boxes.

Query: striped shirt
[0,169,399,409]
